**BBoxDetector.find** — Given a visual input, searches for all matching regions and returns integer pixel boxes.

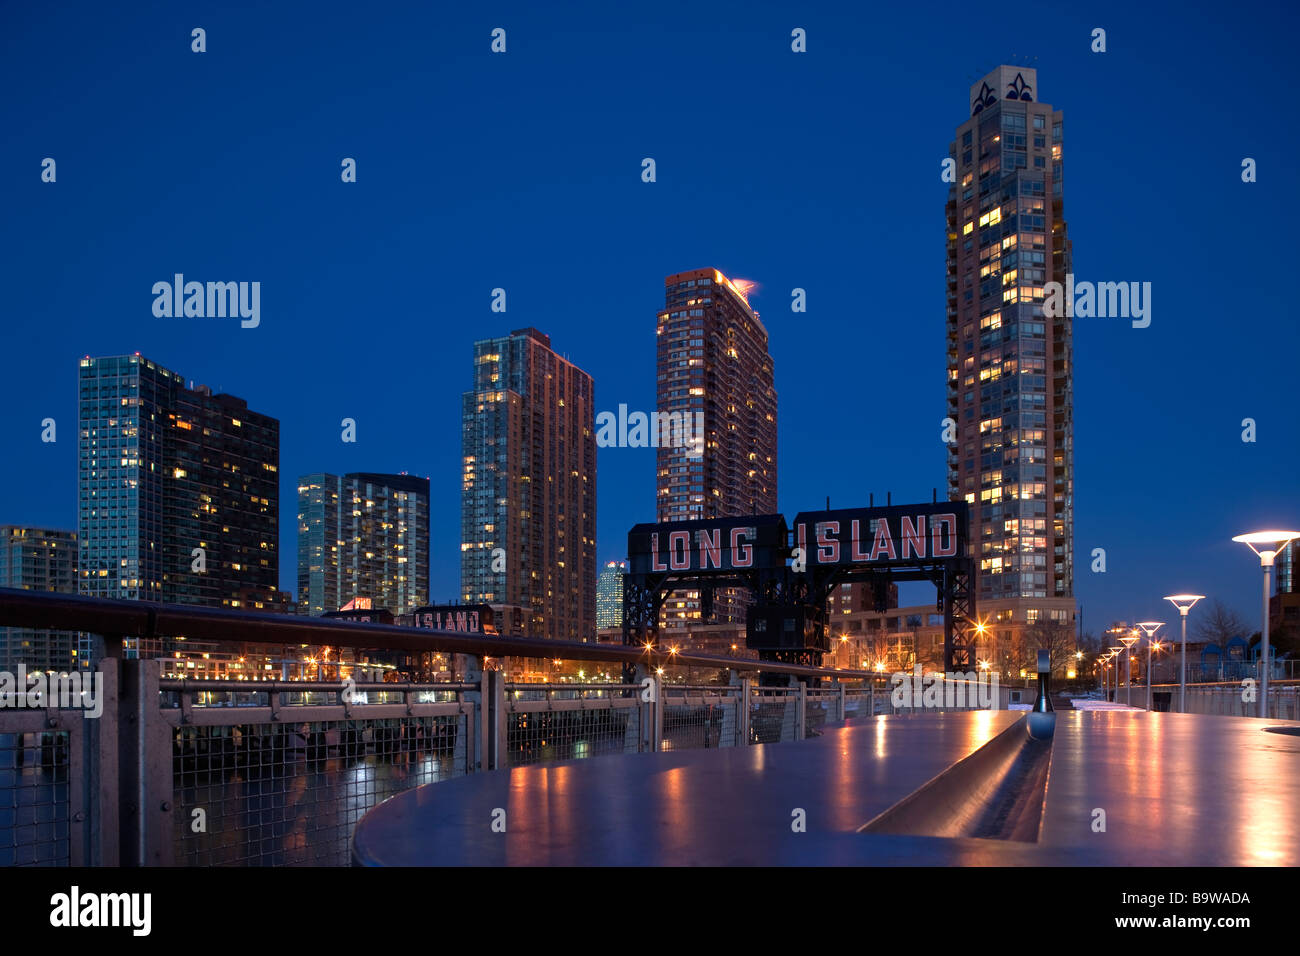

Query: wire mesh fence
[501,697,634,764]
[660,690,741,751]
[749,688,799,744]
[1179,684,1300,720]
[803,689,842,736]
[844,689,882,718]
[0,730,71,866]
[170,713,470,866]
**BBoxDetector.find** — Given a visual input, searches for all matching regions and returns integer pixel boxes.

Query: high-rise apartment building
[77,354,283,619]
[596,560,626,629]
[297,472,430,616]
[460,328,596,641]
[945,67,1076,652]
[656,268,777,626]
[0,526,78,672]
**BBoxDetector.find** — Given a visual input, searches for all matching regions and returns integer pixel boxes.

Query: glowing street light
[1135,622,1164,711]
[1163,594,1204,714]
[1119,632,1139,706]
[1232,530,1300,717]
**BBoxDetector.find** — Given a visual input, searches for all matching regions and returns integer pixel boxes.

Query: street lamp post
[1163,594,1204,714]
[1232,531,1300,718]
[1136,622,1164,711]
[1119,632,1140,706]
[1107,646,1123,701]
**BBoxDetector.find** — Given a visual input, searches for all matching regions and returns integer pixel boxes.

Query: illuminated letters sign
[411,605,490,633]
[626,515,787,576]
[790,503,968,568]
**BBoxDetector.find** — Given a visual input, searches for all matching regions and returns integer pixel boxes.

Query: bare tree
[1021,620,1077,678]
[1192,599,1248,651]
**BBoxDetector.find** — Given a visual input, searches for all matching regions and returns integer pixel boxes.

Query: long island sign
[628,503,968,574]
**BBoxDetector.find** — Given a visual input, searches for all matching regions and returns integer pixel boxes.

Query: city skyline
[4,4,1297,637]
[3,1,1300,892]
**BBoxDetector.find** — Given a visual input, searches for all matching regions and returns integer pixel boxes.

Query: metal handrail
[158,679,477,693]
[0,587,875,680]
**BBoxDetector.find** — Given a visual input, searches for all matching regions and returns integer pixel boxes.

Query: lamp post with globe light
[1163,594,1204,714]
[1232,531,1300,717]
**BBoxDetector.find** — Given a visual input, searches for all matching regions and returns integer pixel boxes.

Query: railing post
[481,669,505,770]
[651,674,663,752]
[464,655,494,771]
[731,670,751,747]
[795,680,806,741]
[631,664,660,753]
[837,679,846,723]
[118,658,174,866]
[77,659,119,866]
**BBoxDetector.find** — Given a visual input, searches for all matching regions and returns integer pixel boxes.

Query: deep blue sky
[4,0,1297,635]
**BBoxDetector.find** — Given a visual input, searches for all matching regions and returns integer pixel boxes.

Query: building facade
[78,354,285,657]
[596,560,626,629]
[945,67,1076,657]
[0,526,78,672]
[297,472,431,616]
[1271,540,1299,652]
[655,268,778,627]
[460,328,596,641]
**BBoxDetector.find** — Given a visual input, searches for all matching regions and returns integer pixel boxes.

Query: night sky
[4,0,1297,635]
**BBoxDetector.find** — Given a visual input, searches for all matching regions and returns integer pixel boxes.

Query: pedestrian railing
[1149,681,1300,720]
[0,587,1181,868]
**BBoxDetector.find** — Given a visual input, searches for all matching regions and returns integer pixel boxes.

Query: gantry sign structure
[624,502,975,679]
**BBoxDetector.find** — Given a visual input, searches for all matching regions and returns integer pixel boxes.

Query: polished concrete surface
[1036,710,1300,865]
[351,710,1300,866]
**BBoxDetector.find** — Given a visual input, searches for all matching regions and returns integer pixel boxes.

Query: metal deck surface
[351,710,1300,866]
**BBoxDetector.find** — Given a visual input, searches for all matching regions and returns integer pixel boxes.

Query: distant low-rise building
[0,525,78,672]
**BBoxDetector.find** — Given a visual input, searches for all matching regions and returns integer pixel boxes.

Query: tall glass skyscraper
[460,328,596,641]
[945,67,1075,652]
[0,525,78,672]
[656,268,777,626]
[596,560,626,629]
[77,355,283,621]
[297,472,430,616]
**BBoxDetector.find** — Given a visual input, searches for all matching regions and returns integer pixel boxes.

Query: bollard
[1032,648,1054,713]
[1028,648,1056,740]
